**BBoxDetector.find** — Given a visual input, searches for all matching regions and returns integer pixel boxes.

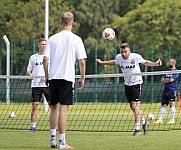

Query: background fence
[0,39,181,76]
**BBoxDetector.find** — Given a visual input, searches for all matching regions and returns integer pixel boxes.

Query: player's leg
[49,80,59,148]
[58,79,74,149]
[131,101,142,136]
[29,87,41,132]
[132,84,147,135]
[125,84,146,136]
[50,104,59,148]
[154,93,168,124]
[167,91,176,124]
[43,87,59,132]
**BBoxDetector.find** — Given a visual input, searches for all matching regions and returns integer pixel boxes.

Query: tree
[74,0,120,39]
[112,0,181,68]
[5,0,75,40]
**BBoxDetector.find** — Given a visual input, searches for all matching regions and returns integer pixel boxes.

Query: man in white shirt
[96,43,162,136]
[27,38,50,132]
[43,11,87,149]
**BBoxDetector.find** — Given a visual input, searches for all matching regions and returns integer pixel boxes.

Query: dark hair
[120,43,130,48]
[38,38,46,43]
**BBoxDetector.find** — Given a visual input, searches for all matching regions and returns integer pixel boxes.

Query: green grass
[0,129,181,150]
[0,102,181,149]
[1,102,181,131]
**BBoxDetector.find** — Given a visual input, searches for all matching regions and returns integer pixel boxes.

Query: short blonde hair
[60,11,74,26]
[38,38,46,44]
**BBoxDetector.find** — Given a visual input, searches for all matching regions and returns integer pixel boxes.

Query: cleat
[50,137,57,148]
[154,120,163,124]
[29,127,36,133]
[56,128,59,132]
[167,120,175,124]
[132,130,140,136]
[143,122,148,135]
[59,143,74,149]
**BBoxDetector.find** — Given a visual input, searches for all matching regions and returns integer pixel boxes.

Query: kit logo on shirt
[131,60,135,64]
[165,74,173,78]
[121,65,135,69]
[121,59,135,69]
[35,59,43,66]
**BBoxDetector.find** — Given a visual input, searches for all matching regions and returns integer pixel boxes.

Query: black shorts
[125,84,142,103]
[49,79,74,105]
[32,87,50,102]
[162,89,176,105]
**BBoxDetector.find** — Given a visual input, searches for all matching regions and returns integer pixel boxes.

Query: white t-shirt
[44,30,87,83]
[115,53,146,86]
[27,53,47,87]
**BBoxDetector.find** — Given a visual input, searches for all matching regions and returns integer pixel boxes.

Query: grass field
[0,102,181,149]
[1,102,181,132]
[0,129,181,150]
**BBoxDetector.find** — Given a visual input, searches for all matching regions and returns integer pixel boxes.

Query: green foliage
[4,0,75,40]
[113,0,181,49]
[0,0,181,75]
[74,0,120,39]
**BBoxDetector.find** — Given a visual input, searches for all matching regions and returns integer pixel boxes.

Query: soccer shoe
[154,120,163,124]
[29,127,36,133]
[167,120,175,124]
[143,122,148,135]
[132,130,140,136]
[50,137,57,148]
[59,143,74,149]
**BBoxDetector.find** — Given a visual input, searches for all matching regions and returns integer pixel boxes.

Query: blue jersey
[162,69,179,91]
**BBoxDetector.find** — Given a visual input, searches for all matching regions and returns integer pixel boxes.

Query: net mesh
[0,70,181,132]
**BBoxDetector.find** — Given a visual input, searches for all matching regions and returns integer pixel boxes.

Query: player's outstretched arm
[96,59,115,65]
[144,59,162,66]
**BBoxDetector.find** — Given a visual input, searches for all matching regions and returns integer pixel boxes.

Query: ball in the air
[9,111,16,118]
[102,28,115,40]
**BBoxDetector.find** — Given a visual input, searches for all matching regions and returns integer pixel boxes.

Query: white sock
[159,106,166,120]
[32,123,36,128]
[170,106,176,121]
[141,117,146,125]
[135,122,140,130]
[59,133,66,144]
[50,129,56,138]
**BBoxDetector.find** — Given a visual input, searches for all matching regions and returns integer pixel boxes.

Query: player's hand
[156,59,162,66]
[96,59,102,64]
[76,79,85,89]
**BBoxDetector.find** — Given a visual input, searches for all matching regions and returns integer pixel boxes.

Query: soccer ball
[9,112,16,118]
[102,28,115,40]
[147,113,154,120]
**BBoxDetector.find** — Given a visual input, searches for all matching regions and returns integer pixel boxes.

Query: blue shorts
[162,89,176,105]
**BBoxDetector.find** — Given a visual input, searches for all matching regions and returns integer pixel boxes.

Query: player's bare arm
[144,59,162,66]
[96,59,115,65]
[43,56,49,86]
[76,59,86,89]
[161,78,174,83]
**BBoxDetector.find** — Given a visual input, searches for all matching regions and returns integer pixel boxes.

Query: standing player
[43,11,87,149]
[27,38,50,132]
[154,59,179,124]
[96,43,162,136]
